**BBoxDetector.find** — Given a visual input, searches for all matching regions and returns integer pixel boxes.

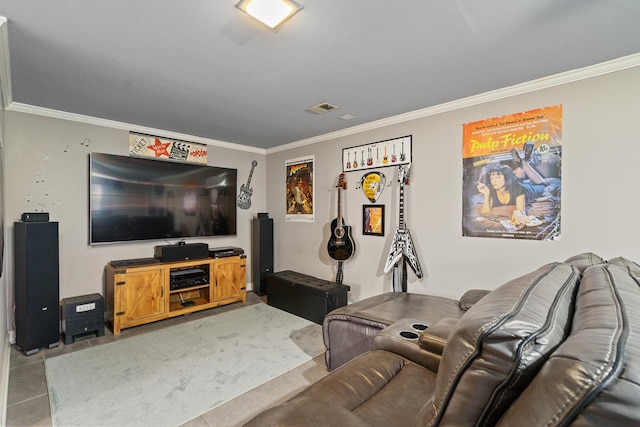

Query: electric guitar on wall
[384,164,423,279]
[237,160,257,210]
[327,174,355,283]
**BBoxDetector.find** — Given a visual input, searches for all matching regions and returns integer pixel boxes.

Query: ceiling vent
[306,101,339,114]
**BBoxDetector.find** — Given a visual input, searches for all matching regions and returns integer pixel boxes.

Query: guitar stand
[391,259,409,293]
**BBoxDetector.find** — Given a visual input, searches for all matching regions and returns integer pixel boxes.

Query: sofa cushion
[244,350,438,427]
[420,262,581,427]
[497,260,640,426]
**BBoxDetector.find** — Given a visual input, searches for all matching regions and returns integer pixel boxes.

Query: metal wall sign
[360,172,386,202]
[129,132,208,163]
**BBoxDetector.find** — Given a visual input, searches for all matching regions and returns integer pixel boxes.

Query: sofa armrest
[458,289,490,310]
[371,318,442,372]
[418,317,459,356]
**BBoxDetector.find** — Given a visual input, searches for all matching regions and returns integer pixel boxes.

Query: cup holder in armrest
[399,330,420,340]
[412,323,428,331]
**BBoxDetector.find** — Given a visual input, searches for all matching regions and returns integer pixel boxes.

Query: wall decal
[237,160,257,209]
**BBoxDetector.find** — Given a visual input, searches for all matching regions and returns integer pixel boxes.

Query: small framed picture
[363,204,385,236]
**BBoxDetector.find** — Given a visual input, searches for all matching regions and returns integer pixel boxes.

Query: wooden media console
[105,255,246,334]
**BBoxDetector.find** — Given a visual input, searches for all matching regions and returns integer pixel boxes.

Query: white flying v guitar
[383,164,423,278]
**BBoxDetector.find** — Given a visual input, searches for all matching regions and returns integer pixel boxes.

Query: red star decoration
[147,138,171,157]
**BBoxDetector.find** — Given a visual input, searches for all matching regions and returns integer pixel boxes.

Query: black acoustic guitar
[327,174,355,282]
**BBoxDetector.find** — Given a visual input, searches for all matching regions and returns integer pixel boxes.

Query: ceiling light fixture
[236,0,303,30]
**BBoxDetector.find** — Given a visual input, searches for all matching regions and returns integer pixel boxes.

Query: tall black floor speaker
[14,221,60,355]
[252,215,273,295]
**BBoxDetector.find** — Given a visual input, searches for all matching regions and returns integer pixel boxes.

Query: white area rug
[45,304,324,427]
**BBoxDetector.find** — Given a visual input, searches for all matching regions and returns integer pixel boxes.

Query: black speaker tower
[252,215,273,295]
[14,221,60,355]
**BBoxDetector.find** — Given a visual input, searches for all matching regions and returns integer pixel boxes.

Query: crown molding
[268,52,640,154]
[2,48,639,155]
[6,102,265,154]
[0,17,12,108]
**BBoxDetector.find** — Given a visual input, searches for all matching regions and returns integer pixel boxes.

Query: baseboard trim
[0,335,10,427]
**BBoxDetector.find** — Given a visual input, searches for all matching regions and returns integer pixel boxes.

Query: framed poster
[462,105,562,241]
[363,204,384,236]
[285,156,314,222]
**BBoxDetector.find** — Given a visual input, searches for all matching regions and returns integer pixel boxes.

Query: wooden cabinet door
[213,257,245,302]
[116,268,166,327]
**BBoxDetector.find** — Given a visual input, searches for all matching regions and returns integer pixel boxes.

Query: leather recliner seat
[245,253,640,426]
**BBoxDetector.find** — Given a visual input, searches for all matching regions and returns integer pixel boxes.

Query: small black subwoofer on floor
[62,294,105,344]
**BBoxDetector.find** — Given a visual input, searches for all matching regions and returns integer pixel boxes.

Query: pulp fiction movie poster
[285,156,314,222]
[462,105,562,241]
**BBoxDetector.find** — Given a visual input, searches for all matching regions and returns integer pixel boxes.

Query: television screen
[90,153,237,244]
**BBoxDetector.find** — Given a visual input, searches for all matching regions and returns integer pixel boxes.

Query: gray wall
[1,65,639,317]
[267,66,640,302]
[2,113,267,302]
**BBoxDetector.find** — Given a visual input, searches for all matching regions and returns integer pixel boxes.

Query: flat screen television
[90,153,237,244]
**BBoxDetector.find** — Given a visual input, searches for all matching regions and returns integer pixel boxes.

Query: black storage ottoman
[62,293,105,344]
[266,271,350,324]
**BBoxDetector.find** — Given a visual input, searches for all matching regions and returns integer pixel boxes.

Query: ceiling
[0,1,639,150]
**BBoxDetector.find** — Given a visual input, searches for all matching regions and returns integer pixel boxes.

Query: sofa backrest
[563,252,606,273]
[496,258,640,426]
[418,262,581,427]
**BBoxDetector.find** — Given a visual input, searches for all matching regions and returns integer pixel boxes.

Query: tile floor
[6,293,330,426]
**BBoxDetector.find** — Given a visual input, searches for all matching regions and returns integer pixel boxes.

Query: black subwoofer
[62,293,105,344]
[14,221,60,355]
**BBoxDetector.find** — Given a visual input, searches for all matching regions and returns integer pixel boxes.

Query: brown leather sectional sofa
[245,253,640,426]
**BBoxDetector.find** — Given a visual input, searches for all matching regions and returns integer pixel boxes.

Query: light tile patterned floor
[6,293,329,427]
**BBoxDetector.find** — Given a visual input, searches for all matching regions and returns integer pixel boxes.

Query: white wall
[267,66,640,302]
[2,112,267,302]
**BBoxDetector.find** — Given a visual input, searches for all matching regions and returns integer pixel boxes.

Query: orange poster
[462,105,562,240]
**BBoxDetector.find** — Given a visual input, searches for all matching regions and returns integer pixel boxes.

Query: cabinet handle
[161,286,164,298]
